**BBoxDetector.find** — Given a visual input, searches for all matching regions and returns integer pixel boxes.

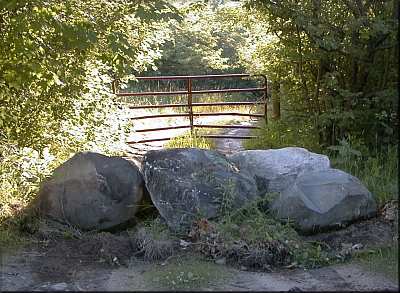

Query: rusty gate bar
[135,125,191,133]
[127,101,265,109]
[113,73,268,144]
[131,112,264,120]
[117,87,265,97]
[132,73,252,80]
[134,124,260,133]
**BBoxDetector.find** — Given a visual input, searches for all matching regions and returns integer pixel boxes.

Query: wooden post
[264,77,268,125]
[187,78,194,134]
[112,79,117,94]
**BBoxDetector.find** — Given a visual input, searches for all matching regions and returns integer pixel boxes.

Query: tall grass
[329,142,398,206]
[165,129,215,149]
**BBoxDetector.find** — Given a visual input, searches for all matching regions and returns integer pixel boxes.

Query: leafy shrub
[244,118,321,152]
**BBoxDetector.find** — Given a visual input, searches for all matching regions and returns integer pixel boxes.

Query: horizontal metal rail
[117,90,187,97]
[117,87,265,97]
[130,112,264,120]
[134,124,260,133]
[127,134,258,145]
[127,137,172,144]
[133,73,252,80]
[130,113,189,120]
[192,112,265,118]
[128,101,264,109]
[135,125,191,132]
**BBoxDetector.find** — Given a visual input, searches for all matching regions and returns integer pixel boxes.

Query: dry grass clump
[132,222,179,261]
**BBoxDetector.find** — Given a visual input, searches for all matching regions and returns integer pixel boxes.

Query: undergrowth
[244,118,321,152]
[190,196,332,270]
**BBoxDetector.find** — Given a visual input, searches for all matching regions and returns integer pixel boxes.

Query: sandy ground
[1,110,398,292]
[1,216,398,291]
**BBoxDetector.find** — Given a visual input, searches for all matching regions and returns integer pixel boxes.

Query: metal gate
[112,73,268,145]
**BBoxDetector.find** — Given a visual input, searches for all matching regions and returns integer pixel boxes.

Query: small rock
[352,243,363,250]
[215,257,226,265]
[180,239,191,248]
[35,282,70,291]
[51,283,68,291]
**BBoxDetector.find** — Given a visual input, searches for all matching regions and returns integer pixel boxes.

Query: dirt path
[1,116,398,292]
[1,238,397,291]
[214,120,256,155]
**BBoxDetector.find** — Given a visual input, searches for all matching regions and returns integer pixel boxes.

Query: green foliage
[153,2,239,75]
[243,0,398,148]
[244,118,321,152]
[0,0,176,150]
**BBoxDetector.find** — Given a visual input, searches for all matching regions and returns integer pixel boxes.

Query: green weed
[354,244,399,283]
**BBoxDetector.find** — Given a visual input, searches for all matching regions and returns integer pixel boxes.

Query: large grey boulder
[37,152,145,231]
[270,168,377,233]
[229,147,330,195]
[143,148,258,232]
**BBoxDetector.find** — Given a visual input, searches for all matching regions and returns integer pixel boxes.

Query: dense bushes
[243,0,398,149]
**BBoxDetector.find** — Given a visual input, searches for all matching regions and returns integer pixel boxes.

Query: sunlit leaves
[0,0,175,150]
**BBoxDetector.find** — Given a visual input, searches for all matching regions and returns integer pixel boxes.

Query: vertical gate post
[263,76,268,125]
[187,78,194,133]
[112,80,117,94]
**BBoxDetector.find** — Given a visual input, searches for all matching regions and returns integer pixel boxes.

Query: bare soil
[1,213,398,291]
